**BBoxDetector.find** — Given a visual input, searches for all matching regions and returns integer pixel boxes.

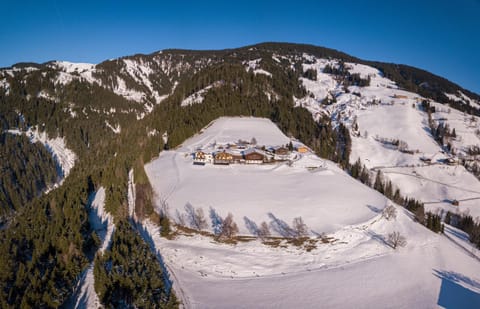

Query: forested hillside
[0,42,479,307]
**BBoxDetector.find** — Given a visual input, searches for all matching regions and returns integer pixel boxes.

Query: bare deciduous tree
[382,205,397,221]
[388,231,407,249]
[258,221,271,241]
[220,213,239,240]
[175,209,185,226]
[184,203,208,230]
[195,208,208,230]
[292,217,309,238]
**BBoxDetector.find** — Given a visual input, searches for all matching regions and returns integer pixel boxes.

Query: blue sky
[1,0,479,93]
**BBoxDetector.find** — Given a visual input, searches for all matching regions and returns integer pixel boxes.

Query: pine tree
[373,170,385,194]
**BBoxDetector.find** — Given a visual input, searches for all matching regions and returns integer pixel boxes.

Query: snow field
[146,117,388,236]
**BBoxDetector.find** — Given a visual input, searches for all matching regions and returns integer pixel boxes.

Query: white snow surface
[243,58,272,77]
[181,85,214,106]
[128,169,136,220]
[146,118,387,235]
[0,78,10,95]
[145,202,480,308]
[89,187,114,253]
[178,117,291,152]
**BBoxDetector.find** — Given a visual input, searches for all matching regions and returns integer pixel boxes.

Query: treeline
[0,133,58,219]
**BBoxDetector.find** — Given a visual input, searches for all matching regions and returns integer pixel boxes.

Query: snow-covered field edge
[126,169,187,307]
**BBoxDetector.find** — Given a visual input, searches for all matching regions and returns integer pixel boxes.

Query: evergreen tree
[373,170,385,194]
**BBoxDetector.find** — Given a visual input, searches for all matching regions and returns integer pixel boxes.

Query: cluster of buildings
[192,142,309,166]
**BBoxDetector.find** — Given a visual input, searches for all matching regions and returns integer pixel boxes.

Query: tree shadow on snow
[444,225,471,243]
[268,213,295,238]
[434,269,480,309]
[365,230,391,247]
[244,216,259,236]
[366,204,382,214]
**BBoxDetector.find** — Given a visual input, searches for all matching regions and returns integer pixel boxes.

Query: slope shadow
[434,269,480,309]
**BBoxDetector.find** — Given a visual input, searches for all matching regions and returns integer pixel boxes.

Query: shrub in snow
[388,231,407,249]
[292,217,309,238]
[258,221,271,241]
[382,205,397,221]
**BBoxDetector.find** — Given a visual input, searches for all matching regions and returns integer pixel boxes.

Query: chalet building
[393,94,409,99]
[194,151,212,165]
[274,146,290,161]
[244,149,265,164]
[214,151,233,165]
[275,147,290,156]
[231,153,245,163]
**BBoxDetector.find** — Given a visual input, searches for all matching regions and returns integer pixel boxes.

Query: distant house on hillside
[214,151,233,165]
[393,94,409,99]
[296,145,309,153]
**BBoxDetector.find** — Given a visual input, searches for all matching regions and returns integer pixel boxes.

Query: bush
[388,231,407,249]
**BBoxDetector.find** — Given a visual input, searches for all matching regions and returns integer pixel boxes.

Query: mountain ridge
[2,42,478,99]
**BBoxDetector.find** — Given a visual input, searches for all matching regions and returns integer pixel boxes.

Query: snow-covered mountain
[2,43,480,308]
